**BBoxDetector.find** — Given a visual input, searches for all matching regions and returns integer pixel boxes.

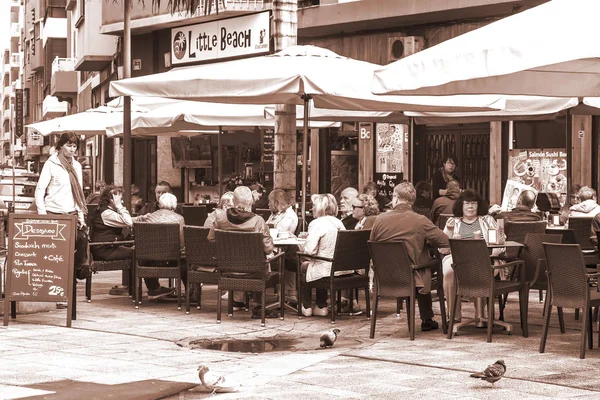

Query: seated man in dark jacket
[489,190,541,222]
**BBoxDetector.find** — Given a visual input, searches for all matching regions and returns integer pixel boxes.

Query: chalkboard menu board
[262,129,274,163]
[3,214,76,327]
[374,172,404,198]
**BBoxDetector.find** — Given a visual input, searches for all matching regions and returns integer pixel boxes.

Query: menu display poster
[374,172,403,199]
[3,214,76,327]
[262,129,274,164]
[507,148,567,195]
[375,123,403,174]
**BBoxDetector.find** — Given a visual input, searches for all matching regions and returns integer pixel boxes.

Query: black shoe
[421,319,439,332]
[232,301,247,311]
[148,287,176,300]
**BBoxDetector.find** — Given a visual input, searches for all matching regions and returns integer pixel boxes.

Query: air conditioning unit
[387,36,424,64]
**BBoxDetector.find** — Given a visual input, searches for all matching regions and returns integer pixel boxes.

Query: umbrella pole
[122,0,132,210]
[218,126,222,196]
[301,95,311,231]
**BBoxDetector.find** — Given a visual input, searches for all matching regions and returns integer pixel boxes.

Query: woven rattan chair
[368,241,447,340]
[297,230,371,324]
[503,221,546,259]
[412,206,431,218]
[133,222,182,310]
[214,230,285,327]
[183,226,217,314]
[521,233,562,305]
[568,217,598,264]
[448,239,528,342]
[84,204,134,302]
[540,243,600,358]
[437,214,453,230]
[182,205,208,227]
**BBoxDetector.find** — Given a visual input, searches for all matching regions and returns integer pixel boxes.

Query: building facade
[17,0,595,207]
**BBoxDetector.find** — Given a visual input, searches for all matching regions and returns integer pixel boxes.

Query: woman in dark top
[432,154,460,200]
[90,186,133,261]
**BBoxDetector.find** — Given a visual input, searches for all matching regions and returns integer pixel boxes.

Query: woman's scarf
[57,152,88,214]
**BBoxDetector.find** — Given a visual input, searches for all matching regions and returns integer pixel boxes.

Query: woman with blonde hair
[299,193,345,317]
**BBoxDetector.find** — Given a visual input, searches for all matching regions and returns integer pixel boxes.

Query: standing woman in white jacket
[35,132,88,275]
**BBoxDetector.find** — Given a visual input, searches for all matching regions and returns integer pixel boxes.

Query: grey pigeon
[470,360,506,387]
[198,365,238,393]
[320,328,340,348]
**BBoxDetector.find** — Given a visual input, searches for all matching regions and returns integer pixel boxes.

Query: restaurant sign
[171,11,271,66]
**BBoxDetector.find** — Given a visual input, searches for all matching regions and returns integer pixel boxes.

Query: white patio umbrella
[264,104,409,124]
[372,0,600,97]
[406,96,580,125]
[26,103,150,137]
[110,45,507,225]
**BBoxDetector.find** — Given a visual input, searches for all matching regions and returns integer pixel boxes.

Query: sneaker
[312,305,329,317]
[148,287,176,300]
[421,319,439,332]
[301,304,313,317]
[232,301,247,311]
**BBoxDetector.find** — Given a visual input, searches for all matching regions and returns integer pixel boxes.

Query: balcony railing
[10,23,20,37]
[42,95,68,118]
[298,0,320,7]
[10,0,21,9]
[52,57,75,75]
[197,0,266,15]
[10,53,20,68]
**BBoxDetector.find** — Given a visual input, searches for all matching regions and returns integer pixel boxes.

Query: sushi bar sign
[171,11,271,65]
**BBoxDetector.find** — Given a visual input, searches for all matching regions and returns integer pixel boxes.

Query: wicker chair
[412,206,431,218]
[568,217,598,265]
[214,230,285,327]
[183,226,217,314]
[182,205,208,227]
[297,230,371,324]
[437,214,453,230]
[448,239,528,342]
[503,221,546,259]
[368,241,447,340]
[540,243,600,358]
[520,233,562,304]
[133,222,182,310]
[84,204,134,302]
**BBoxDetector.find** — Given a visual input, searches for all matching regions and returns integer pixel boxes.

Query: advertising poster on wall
[506,148,567,210]
[374,124,404,198]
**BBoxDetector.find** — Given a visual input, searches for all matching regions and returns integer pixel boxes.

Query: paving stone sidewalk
[1,271,599,399]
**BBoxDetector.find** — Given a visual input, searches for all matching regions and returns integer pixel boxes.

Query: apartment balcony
[11,23,20,42]
[3,108,11,122]
[101,0,267,34]
[42,17,67,47]
[29,43,44,73]
[42,95,68,118]
[66,0,76,11]
[10,53,20,70]
[50,58,77,99]
[10,0,21,11]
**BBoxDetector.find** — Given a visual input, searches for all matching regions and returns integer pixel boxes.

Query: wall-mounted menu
[262,129,274,163]
[4,214,76,327]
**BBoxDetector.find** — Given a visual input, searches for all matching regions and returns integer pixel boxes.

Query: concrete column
[273,0,298,197]
[571,114,592,187]
[489,121,502,206]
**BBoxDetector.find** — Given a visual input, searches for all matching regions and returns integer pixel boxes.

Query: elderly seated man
[370,181,449,331]
[489,189,541,222]
[339,187,359,230]
[134,192,187,298]
[208,186,276,319]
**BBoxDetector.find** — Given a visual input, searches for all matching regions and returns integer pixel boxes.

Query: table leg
[452,297,512,334]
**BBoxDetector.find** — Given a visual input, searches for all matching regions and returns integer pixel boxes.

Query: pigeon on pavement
[470,360,506,387]
[198,365,238,393]
[320,328,341,348]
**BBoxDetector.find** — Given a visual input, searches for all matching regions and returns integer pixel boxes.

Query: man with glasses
[370,181,449,331]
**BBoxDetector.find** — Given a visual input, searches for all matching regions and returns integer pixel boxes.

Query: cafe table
[452,240,524,333]
[272,236,307,312]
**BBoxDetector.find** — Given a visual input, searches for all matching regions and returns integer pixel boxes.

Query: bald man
[491,190,542,222]
[339,187,359,230]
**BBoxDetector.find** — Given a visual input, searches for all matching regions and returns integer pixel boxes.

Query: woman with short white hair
[299,193,346,317]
